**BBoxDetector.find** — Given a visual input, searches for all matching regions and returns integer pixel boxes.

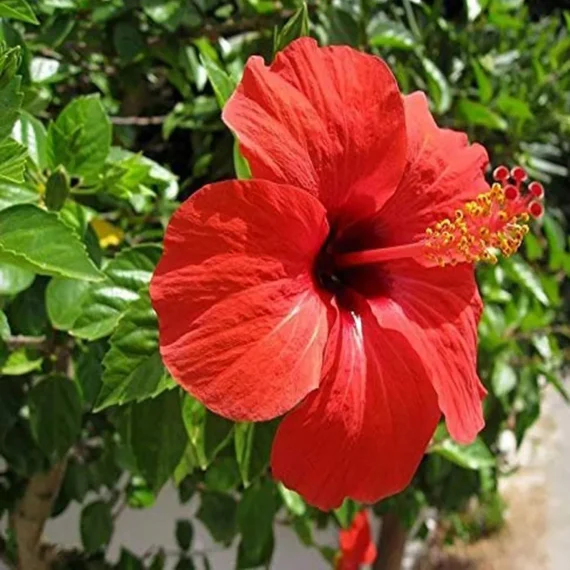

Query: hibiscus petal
[271,301,439,510]
[361,91,489,247]
[370,260,485,443]
[150,180,331,421]
[223,37,407,222]
[338,511,377,570]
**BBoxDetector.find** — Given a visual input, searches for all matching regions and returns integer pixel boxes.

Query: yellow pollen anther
[422,170,544,267]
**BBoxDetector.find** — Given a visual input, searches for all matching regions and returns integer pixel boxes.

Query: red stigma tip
[511,166,527,182]
[504,185,518,200]
[493,166,509,181]
[529,181,544,198]
[529,201,544,218]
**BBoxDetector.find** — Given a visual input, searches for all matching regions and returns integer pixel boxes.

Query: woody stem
[373,513,408,570]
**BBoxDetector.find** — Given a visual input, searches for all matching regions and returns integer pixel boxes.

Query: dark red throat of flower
[335,165,544,269]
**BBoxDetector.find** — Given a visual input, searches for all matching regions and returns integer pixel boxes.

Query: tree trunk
[372,512,408,570]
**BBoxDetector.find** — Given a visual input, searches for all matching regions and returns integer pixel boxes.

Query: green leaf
[175,519,194,551]
[524,232,543,262]
[0,261,34,295]
[76,341,106,408]
[274,2,309,53]
[233,140,251,180]
[97,148,152,200]
[542,215,566,271]
[277,483,306,516]
[367,15,415,50]
[496,93,533,121]
[5,277,47,335]
[0,47,22,141]
[173,442,197,485]
[503,256,549,306]
[541,369,570,404]
[182,395,234,468]
[129,390,187,492]
[421,57,451,114]
[199,52,235,109]
[80,501,113,553]
[116,549,144,570]
[102,147,179,201]
[175,557,195,570]
[465,0,485,21]
[457,98,507,130]
[0,205,103,281]
[28,376,83,460]
[0,309,10,340]
[0,377,24,443]
[491,358,517,397]
[12,111,48,168]
[113,22,145,63]
[0,0,39,24]
[204,456,241,493]
[44,166,70,211]
[1,347,43,375]
[126,477,157,509]
[0,138,27,183]
[0,179,38,211]
[471,59,492,104]
[326,7,359,47]
[430,428,495,471]
[196,492,238,546]
[97,290,174,410]
[149,550,166,570]
[237,481,276,569]
[234,421,277,487]
[45,277,90,330]
[142,0,182,26]
[71,245,161,340]
[47,95,111,181]
[30,57,60,83]
[333,498,358,529]
[292,517,313,546]
[141,0,200,30]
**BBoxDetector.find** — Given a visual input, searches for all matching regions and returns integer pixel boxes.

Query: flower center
[314,237,345,294]
[334,166,544,270]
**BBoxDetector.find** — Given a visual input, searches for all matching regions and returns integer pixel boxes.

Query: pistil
[335,242,425,268]
[334,166,544,270]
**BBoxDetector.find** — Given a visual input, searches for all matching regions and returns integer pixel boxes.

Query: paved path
[424,387,570,570]
[545,389,570,570]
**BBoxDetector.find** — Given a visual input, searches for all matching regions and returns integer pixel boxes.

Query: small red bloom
[150,38,542,509]
[337,511,377,570]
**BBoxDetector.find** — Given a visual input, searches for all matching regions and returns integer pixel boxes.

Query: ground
[417,387,569,570]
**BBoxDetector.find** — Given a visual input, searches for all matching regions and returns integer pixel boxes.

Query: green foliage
[80,500,114,553]
[71,245,161,339]
[98,290,173,410]
[274,3,310,53]
[47,95,111,182]
[0,0,38,25]
[28,375,82,461]
[0,205,102,280]
[0,1,568,568]
[129,390,187,493]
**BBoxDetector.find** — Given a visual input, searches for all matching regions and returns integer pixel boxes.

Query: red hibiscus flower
[150,38,543,509]
[337,511,377,570]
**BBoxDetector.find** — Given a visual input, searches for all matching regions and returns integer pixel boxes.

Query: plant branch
[11,460,68,570]
[5,336,49,351]
[372,513,408,570]
[111,115,167,126]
